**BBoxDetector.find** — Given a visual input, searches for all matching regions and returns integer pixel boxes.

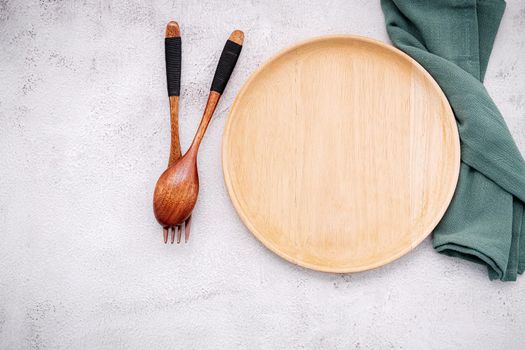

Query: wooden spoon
[153,30,244,243]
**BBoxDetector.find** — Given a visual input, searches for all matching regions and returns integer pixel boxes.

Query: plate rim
[222,34,460,273]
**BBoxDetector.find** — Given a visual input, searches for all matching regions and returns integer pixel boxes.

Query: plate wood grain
[222,35,460,273]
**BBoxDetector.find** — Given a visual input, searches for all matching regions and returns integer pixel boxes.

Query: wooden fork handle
[165,21,182,165]
[165,22,181,97]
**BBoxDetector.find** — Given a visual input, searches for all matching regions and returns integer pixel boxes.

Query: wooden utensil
[222,35,460,272]
[161,21,184,244]
[154,30,244,243]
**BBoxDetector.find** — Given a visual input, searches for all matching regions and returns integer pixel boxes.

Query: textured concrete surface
[1,0,525,349]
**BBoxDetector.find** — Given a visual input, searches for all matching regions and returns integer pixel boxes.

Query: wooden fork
[163,21,191,244]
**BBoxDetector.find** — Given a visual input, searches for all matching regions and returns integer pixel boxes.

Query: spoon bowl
[153,148,199,227]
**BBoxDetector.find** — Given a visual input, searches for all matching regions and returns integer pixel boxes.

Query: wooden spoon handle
[189,30,244,152]
[165,21,182,165]
[210,30,244,94]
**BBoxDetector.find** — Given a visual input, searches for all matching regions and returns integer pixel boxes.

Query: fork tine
[184,215,192,242]
[171,226,175,244]
[163,227,168,244]
[177,225,182,244]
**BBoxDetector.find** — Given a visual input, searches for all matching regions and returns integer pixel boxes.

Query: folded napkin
[381,0,525,281]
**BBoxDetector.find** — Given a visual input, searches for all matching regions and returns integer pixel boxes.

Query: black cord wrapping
[210,40,242,94]
[165,37,181,96]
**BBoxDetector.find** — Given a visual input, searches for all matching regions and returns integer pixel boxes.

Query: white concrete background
[1,0,524,349]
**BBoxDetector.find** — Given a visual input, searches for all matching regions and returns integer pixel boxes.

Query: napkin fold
[381,0,525,280]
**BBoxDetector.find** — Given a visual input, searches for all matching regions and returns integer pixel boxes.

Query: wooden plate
[222,35,460,273]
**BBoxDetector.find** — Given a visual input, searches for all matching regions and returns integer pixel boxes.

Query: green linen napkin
[381,0,525,281]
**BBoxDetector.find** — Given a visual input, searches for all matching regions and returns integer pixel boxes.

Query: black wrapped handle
[210,39,243,94]
[165,36,181,96]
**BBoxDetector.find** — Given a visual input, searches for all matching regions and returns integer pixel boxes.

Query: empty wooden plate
[222,35,460,273]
